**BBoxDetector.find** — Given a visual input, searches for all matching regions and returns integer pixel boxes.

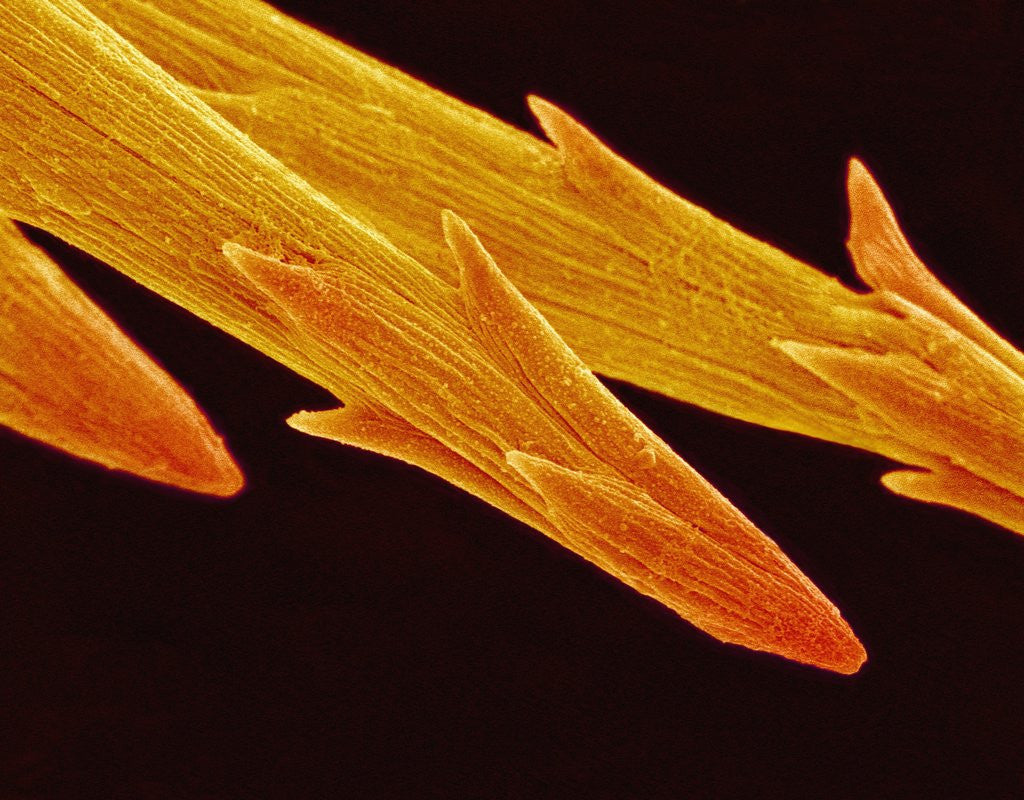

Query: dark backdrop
[2,1,1022,797]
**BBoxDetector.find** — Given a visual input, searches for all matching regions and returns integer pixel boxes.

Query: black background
[2,1,1023,797]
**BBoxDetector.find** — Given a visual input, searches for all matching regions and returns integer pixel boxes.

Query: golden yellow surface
[76,0,1024,534]
[0,0,865,671]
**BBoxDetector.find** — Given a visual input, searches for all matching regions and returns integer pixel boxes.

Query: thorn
[882,466,1024,535]
[526,95,575,154]
[0,218,243,496]
[288,404,553,535]
[846,157,927,296]
[526,95,679,224]
[441,208,505,298]
[507,450,866,674]
[221,239,360,362]
[222,241,319,310]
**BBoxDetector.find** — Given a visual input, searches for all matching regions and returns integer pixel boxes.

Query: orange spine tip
[0,218,242,496]
[506,451,866,674]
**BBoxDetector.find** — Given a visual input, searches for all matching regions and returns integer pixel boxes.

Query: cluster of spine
[2,0,1021,674]
[79,0,1024,534]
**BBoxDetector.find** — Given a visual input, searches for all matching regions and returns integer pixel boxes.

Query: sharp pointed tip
[505,447,870,674]
[846,155,870,184]
[220,240,324,322]
[777,621,866,675]
[526,94,573,147]
[524,95,548,112]
[0,218,246,499]
[846,165,874,235]
[222,241,309,292]
[285,409,317,434]
[846,157,884,209]
[525,93,555,119]
[216,469,246,498]
[149,433,246,498]
[440,208,470,248]
[754,592,867,676]
[842,158,928,299]
[880,468,920,496]
[845,159,901,249]
[829,631,869,675]
[286,407,348,438]
[441,210,500,291]
[194,456,246,498]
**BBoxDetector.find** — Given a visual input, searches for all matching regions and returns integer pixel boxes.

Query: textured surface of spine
[0,0,862,671]
[78,0,1024,533]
